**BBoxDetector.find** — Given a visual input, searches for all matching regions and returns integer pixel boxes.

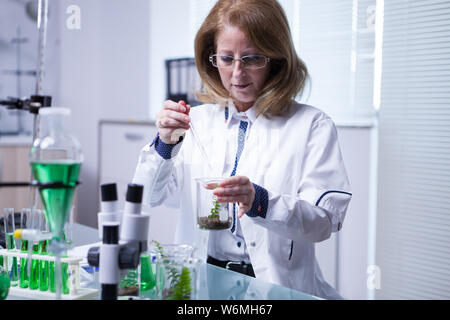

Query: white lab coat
[132,100,352,299]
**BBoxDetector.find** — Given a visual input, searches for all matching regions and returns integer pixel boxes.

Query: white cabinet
[98,120,179,244]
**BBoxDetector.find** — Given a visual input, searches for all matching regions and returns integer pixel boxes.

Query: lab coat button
[237,242,241,248]
[250,241,256,247]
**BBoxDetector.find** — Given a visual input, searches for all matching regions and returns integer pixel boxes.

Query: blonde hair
[195,0,309,117]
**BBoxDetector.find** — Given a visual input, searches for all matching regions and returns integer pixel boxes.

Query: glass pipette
[178,101,214,173]
[189,121,214,173]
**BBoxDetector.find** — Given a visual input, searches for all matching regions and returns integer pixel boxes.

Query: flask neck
[45,114,65,135]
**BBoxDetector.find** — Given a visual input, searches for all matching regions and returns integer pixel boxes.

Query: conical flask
[29,107,83,241]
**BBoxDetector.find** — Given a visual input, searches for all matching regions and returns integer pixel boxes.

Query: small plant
[209,196,221,218]
[167,266,192,300]
[197,182,231,230]
[153,240,164,258]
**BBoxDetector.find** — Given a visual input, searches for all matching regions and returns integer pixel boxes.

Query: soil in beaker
[197,217,232,230]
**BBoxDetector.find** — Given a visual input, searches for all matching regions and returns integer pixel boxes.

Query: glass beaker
[140,243,193,297]
[195,178,233,230]
[155,256,200,300]
[153,243,198,300]
[153,243,195,259]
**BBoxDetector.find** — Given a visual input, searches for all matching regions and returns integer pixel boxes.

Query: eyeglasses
[209,54,270,70]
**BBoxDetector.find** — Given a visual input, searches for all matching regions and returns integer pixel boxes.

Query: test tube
[39,210,50,291]
[29,209,41,290]
[3,208,18,286]
[19,208,30,288]
[49,230,70,294]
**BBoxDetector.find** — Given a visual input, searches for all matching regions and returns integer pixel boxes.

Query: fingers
[205,182,220,190]
[216,194,250,204]
[177,100,191,115]
[213,176,255,218]
[158,110,190,128]
[157,100,192,144]
[213,185,245,197]
[219,176,250,187]
[214,186,253,204]
[164,100,187,113]
[237,206,249,218]
[214,176,253,200]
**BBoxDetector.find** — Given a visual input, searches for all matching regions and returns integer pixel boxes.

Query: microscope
[87,183,150,300]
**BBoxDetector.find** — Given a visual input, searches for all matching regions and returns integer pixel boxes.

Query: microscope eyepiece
[126,184,143,204]
[101,183,118,202]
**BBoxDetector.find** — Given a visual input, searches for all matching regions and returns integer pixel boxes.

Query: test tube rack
[0,249,98,300]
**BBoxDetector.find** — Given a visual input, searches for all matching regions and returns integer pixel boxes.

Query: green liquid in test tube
[49,235,70,295]
[18,208,31,289]
[19,239,29,288]
[29,242,40,290]
[49,256,55,292]
[5,233,18,287]
[39,239,49,291]
[49,253,69,295]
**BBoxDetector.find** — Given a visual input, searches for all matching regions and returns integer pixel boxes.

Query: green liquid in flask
[30,161,81,240]
[140,253,156,291]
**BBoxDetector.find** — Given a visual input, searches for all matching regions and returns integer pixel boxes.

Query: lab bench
[5,223,319,300]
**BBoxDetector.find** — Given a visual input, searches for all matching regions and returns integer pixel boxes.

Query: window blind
[297,0,377,125]
[376,0,450,299]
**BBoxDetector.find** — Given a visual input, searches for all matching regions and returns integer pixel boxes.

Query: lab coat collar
[226,99,258,126]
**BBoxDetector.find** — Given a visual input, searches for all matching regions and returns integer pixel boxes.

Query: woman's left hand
[213,176,255,218]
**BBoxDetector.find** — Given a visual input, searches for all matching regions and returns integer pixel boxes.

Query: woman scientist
[133,0,352,299]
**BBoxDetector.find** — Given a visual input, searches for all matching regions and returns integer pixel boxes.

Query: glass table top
[5,223,319,300]
[195,262,319,300]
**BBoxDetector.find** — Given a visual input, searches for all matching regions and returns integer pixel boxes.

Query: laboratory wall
[148,0,193,120]
[56,0,152,227]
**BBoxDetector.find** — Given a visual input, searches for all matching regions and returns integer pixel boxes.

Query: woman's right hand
[156,100,191,144]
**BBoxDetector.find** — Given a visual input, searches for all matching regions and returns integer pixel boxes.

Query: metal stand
[0,0,52,212]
